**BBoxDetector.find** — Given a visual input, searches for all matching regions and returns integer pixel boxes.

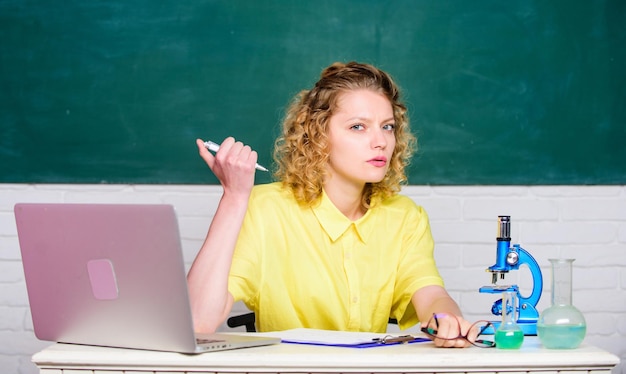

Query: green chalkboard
[1,1,625,185]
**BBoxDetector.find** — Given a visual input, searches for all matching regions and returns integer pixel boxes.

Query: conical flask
[537,259,586,349]
[495,290,524,349]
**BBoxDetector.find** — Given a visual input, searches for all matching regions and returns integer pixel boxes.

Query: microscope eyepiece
[497,215,511,241]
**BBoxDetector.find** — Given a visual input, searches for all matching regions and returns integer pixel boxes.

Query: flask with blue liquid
[537,259,586,349]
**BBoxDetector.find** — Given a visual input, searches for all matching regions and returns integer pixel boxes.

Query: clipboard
[256,328,430,348]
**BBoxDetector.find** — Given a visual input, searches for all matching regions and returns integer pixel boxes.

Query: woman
[188,62,476,348]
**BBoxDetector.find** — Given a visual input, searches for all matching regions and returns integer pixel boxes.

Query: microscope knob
[506,251,519,266]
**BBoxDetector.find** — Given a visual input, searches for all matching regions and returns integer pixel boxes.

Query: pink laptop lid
[14,203,200,352]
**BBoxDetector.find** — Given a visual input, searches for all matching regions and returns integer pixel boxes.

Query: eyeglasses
[420,313,495,348]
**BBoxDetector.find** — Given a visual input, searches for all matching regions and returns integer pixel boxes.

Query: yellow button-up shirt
[228,182,443,332]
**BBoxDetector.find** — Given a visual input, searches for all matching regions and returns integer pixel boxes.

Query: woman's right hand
[196,137,258,196]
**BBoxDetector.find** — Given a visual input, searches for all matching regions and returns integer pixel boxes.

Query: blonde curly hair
[273,61,416,209]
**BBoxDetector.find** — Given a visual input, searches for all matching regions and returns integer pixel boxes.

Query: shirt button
[352,297,359,303]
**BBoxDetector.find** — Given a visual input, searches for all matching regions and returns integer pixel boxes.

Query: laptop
[14,203,280,353]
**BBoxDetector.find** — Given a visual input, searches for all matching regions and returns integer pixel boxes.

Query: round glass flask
[495,290,524,349]
[537,259,586,349]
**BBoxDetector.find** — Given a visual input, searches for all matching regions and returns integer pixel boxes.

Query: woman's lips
[367,156,388,167]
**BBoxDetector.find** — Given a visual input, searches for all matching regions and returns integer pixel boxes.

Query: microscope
[479,216,543,335]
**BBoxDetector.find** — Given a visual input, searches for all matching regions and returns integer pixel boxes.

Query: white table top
[33,337,620,373]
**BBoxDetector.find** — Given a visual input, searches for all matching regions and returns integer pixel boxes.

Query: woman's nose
[371,129,387,149]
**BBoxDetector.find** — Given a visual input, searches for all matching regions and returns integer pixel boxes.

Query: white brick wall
[1,184,624,374]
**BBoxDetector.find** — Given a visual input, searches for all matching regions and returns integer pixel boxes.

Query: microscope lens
[497,216,511,240]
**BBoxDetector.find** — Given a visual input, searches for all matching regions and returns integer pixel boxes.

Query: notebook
[14,203,280,353]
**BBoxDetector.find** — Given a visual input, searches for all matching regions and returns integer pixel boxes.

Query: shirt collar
[312,190,374,243]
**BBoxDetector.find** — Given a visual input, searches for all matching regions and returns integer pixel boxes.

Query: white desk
[33,337,619,374]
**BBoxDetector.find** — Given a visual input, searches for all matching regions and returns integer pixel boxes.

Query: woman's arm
[411,285,475,348]
[186,138,258,333]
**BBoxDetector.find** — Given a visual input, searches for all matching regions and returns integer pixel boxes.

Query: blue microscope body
[479,216,543,335]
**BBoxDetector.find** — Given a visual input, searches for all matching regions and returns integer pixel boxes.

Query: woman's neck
[323,181,367,221]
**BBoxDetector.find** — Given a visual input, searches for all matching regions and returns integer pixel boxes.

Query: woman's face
[325,89,396,191]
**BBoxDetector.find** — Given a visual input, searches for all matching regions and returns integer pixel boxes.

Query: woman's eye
[383,123,395,131]
[351,124,365,131]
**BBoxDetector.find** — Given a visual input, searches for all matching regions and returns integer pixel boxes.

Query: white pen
[203,140,269,172]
